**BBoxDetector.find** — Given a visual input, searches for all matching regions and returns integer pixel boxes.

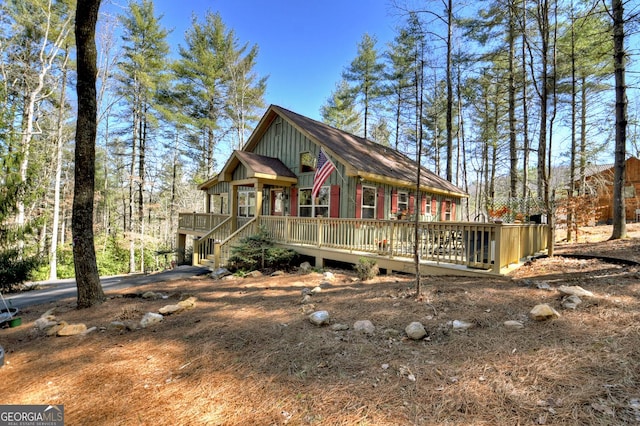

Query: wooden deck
[178,213,549,276]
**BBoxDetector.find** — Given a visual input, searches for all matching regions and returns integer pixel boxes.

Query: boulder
[452,320,474,330]
[142,291,162,300]
[308,310,330,326]
[353,320,375,335]
[159,304,183,315]
[530,304,561,321]
[57,323,87,336]
[211,267,231,280]
[558,285,594,298]
[35,317,58,331]
[405,322,427,340]
[322,271,336,282]
[310,286,322,295]
[46,321,68,336]
[301,294,312,304]
[562,294,582,310]
[331,323,349,331]
[177,296,197,310]
[271,270,286,277]
[299,262,313,274]
[247,270,263,278]
[140,312,164,328]
[504,320,525,329]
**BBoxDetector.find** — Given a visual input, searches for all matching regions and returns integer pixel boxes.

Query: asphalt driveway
[2,266,210,310]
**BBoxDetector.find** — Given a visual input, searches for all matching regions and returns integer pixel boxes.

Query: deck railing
[182,213,548,273]
[260,216,548,273]
[179,213,229,233]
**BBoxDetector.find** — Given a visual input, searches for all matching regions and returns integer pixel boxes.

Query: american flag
[312,148,336,198]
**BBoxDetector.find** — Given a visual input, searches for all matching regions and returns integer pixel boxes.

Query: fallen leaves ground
[2,225,640,425]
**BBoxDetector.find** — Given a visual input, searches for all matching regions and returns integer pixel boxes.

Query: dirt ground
[2,225,640,425]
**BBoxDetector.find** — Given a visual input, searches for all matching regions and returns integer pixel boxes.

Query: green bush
[0,249,42,292]
[354,257,379,281]
[227,226,298,272]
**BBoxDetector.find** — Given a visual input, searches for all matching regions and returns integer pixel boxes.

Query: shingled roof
[265,105,467,197]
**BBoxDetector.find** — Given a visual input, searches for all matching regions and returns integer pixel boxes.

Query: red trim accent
[391,189,398,214]
[421,195,427,214]
[355,184,362,218]
[377,187,385,219]
[330,185,340,218]
[431,198,437,216]
[289,188,298,216]
[409,193,415,214]
[451,201,456,220]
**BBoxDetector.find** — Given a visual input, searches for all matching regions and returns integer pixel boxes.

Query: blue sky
[150,0,401,120]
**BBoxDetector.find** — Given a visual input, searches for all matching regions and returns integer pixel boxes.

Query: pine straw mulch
[2,225,640,425]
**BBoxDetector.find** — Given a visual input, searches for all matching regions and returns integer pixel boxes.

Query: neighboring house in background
[198,104,468,222]
[579,156,640,223]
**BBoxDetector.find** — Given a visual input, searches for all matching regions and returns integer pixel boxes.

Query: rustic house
[580,156,640,223]
[177,105,548,276]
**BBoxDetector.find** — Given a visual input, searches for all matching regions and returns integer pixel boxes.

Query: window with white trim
[443,200,452,221]
[361,186,376,219]
[398,191,408,215]
[300,152,316,173]
[238,190,256,217]
[424,196,432,220]
[299,187,329,217]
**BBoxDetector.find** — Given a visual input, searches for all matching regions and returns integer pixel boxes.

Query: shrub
[227,226,298,272]
[354,257,379,281]
[0,249,42,292]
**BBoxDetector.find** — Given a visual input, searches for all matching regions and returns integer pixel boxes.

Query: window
[443,200,452,221]
[361,186,376,219]
[299,187,329,217]
[398,191,408,215]
[238,190,256,217]
[424,196,432,220]
[300,152,315,173]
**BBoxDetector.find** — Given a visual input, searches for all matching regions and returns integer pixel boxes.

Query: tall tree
[320,79,363,134]
[342,33,385,141]
[118,0,170,272]
[610,0,627,239]
[73,0,105,308]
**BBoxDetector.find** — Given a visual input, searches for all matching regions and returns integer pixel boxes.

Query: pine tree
[320,80,362,135]
[342,33,385,140]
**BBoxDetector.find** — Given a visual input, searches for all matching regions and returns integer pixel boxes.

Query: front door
[271,189,284,216]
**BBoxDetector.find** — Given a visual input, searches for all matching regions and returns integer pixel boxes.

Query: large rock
[57,323,87,336]
[159,304,183,315]
[558,285,594,298]
[530,304,561,321]
[140,312,164,328]
[562,294,582,310]
[308,310,330,326]
[35,317,58,331]
[353,320,375,335]
[504,320,525,329]
[299,262,313,274]
[247,270,263,278]
[405,322,427,340]
[452,320,474,330]
[211,267,231,280]
[177,296,197,310]
[322,271,336,282]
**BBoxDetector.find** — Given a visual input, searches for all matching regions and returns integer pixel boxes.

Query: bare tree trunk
[445,0,453,182]
[50,47,70,280]
[567,5,577,242]
[508,0,518,200]
[610,0,627,239]
[520,4,530,210]
[73,0,106,308]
